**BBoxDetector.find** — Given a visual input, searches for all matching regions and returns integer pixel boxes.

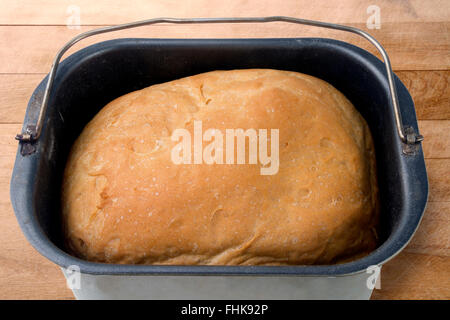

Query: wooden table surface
[0,0,448,300]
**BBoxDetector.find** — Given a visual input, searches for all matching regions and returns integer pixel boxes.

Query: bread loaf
[62,69,379,265]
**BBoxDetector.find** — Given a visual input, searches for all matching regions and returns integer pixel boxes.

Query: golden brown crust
[61,69,379,265]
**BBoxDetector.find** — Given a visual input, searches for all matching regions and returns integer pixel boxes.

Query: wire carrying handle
[16,16,423,145]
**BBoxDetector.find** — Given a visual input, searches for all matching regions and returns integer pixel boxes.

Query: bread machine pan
[10,17,428,299]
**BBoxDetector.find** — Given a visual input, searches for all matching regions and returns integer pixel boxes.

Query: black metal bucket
[10,37,428,276]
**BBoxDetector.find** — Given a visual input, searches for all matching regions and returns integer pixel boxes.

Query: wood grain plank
[0,123,73,299]
[427,159,450,202]
[0,124,19,198]
[420,120,450,158]
[0,22,448,73]
[0,74,43,123]
[0,203,73,300]
[0,0,448,25]
[404,201,450,257]
[371,252,450,300]
[397,71,450,120]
